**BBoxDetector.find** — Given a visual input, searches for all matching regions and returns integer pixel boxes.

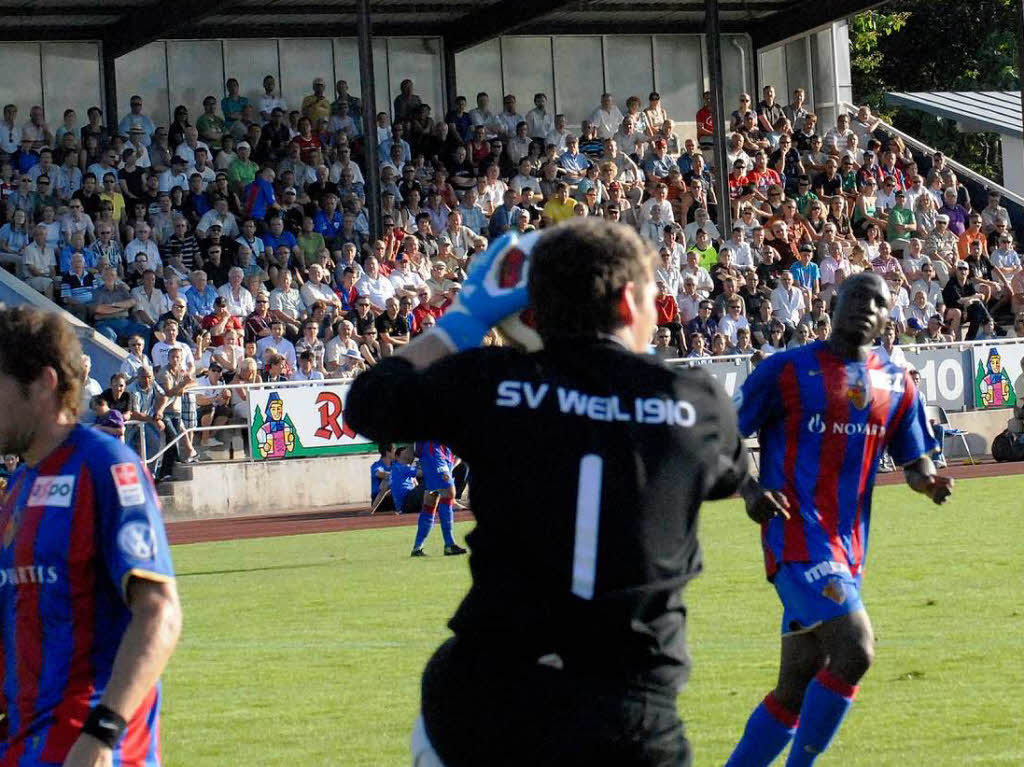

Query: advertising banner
[970,342,1024,411]
[247,383,375,460]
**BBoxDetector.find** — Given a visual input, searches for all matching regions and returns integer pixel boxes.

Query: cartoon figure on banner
[975,347,1017,409]
[256,391,296,459]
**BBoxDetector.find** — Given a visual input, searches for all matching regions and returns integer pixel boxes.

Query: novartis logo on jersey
[806,414,886,437]
[0,564,59,587]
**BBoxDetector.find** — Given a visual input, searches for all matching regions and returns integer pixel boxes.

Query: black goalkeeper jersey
[345,336,748,693]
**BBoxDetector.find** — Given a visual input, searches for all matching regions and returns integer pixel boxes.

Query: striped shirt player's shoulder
[74,426,153,493]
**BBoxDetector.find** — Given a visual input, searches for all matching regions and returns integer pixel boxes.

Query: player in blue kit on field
[389,444,422,516]
[0,307,182,767]
[724,272,952,767]
[410,441,466,557]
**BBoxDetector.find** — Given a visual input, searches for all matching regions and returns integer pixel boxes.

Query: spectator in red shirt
[696,91,714,154]
[202,295,244,347]
[410,286,451,335]
[654,278,684,354]
[292,117,321,164]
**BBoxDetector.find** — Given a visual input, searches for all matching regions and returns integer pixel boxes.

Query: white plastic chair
[925,405,975,465]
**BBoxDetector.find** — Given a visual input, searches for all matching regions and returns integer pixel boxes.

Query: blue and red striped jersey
[737,341,936,579]
[416,441,455,473]
[0,425,174,767]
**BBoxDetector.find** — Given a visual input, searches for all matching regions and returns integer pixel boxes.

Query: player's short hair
[0,307,84,416]
[529,219,656,341]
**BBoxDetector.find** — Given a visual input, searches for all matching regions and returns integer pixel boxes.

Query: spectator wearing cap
[227,141,258,194]
[886,189,916,251]
[158,155,190,194]
[301,77,331,124]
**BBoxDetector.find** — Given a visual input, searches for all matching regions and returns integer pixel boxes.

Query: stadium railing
[129,376,361,470]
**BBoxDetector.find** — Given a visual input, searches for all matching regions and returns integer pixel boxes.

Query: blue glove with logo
[434,231,540,352]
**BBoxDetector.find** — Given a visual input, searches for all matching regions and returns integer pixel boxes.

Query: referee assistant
[345,219,749,767]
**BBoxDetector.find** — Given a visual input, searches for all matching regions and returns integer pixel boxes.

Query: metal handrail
[142,423,247,468]
[839,101,1024,209]
[666,335,1024,367]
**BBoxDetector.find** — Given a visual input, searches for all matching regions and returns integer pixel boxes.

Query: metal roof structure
[885,91,1024,138]
[1,0,886,54]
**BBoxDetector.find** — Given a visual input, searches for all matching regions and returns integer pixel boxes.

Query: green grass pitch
[162,476,1023,766]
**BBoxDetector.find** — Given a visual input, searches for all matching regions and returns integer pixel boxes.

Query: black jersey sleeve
[680,366,749,501]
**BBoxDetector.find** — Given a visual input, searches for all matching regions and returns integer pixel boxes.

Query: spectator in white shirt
[124,224,163,272]
[589,94,625,140]
[258,75,288,124]
[301,263,341,314]
[217,267,255,317]
[256,319,297,369]
[525,94,554,142]
[355,256,396,312]
[770,270,806,328]
[722,227,754,269]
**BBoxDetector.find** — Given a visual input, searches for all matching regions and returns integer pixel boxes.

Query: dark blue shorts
[773,561,864,636]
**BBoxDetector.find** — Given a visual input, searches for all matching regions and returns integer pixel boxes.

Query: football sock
[413,505,435,551]
[437,498,455,547]
[724,692,798,767]
[785,669,858,767]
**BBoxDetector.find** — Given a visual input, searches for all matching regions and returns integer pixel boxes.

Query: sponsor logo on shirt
[0,564,59,587]
[27,475,76,508]
[111,463,146,507]
[806,414,886,437]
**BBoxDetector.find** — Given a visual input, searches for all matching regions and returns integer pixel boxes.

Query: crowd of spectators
[2,75,1024,473]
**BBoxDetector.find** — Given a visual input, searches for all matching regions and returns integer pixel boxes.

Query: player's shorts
[420,462,454,493]
[773,561,864,636]
[421,637,691,767]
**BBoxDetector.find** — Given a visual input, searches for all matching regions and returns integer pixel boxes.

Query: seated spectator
[90,395,125,441]
[130,269,168,328]
[23,224,57,299]
[59,251,95,320]
[218,266,255,318]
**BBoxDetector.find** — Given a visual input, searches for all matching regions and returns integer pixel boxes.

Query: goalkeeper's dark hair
[0,306,84,416]
[529,219,656,341]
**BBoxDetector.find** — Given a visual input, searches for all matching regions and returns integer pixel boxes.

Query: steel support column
[101,44,118,129]
[442,41,458,115]
[357,0,382,243]
[706,0,732,232]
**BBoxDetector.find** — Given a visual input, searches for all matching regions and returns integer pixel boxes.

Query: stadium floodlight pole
[357,0,382,243]
[705,0,732,233]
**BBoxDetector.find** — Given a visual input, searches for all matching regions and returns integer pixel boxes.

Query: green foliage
[162,476,1024,765]
[849,0,1022,182]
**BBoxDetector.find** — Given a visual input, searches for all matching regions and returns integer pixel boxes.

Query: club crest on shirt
[822,579,847,605]
[845,364,871,410]
[117,521,156,561]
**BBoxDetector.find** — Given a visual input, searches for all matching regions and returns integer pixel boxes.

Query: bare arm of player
[903,455,954,505]
[63,578,182,767]
[739,474,791,523]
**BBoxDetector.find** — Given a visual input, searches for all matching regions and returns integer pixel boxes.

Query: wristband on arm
[81,704,127,749]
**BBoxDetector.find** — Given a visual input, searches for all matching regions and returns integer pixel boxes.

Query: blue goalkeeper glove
[434,231,540,351]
